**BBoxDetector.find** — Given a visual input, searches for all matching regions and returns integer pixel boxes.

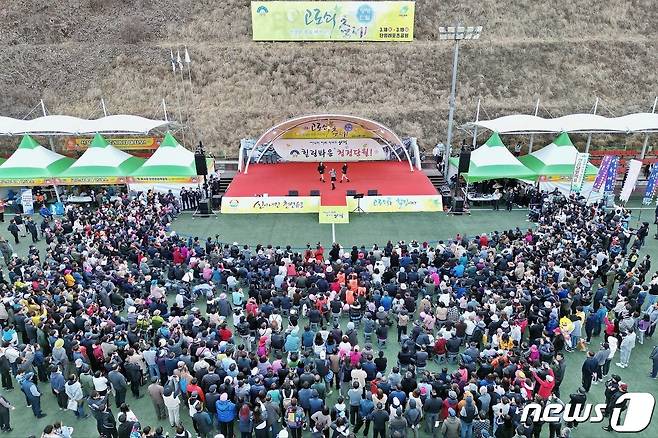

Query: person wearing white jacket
[64,374,88,419]
[617,331,637,368]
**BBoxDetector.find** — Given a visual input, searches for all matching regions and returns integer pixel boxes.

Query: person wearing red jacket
[532,366,555,400]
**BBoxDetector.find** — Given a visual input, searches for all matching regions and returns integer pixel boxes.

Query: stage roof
[465,112,658,134]
[0,114,170,135]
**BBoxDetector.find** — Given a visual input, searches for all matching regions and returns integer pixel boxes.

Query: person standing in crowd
[0,393,14,433]
[6,219,19,244]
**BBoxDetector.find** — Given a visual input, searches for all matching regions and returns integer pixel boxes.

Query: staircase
[218,176,233,193]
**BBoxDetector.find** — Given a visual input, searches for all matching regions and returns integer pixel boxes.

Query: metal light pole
[439,25,483,176]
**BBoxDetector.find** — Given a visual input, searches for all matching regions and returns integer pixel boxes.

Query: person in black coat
[581,351,598,392]
[7,220,18,244]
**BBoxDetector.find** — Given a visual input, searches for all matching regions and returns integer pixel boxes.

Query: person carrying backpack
[460,393,477,438]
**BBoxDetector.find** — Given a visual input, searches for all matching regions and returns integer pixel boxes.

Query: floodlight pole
[528,98,540,153]
[585,97,599,153]
[101,98,108,117]
[39,99,63,204]
[471,98,481,148]
[640,96,657,159]
[444,40,460,176]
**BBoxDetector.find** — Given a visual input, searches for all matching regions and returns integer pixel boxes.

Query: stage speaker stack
[453,197,465,213]
[367,189,378,196]
[195,153,208,176]
[197,199,212,217]
[458,151,471,174]
[288,190,299,196]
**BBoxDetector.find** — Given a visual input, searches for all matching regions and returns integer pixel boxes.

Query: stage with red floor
[221,161,442,215]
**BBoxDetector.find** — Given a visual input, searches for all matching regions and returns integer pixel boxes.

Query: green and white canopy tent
[0,134,74,185]
[449,132,536,182]
[56,133,144,184]
[129,132,196,179]
[518,132,598,178]
[127,132,203,194]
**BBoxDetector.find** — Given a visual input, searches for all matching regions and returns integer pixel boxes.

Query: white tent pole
[528,98,540,153]
[640,96,658,159]
[471,98,481,148]
[585,97,599,153]
[101,98,108,117]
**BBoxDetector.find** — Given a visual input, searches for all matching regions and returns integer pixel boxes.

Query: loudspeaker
[442,194,453,208]
[195,154,208,176]
[458,151,471,174]
[453,197,465,212]
[197,199,211,216]
[211,195,222,209]
[367,189,378,196]
[346,190,357,196]
[310,190,320,196]
[288,190,298,196]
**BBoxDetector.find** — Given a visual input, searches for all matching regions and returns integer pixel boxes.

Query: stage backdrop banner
[221,196,320,213]
[272,138,387,162]
[570,152,589,193]
[619,159,643,203]
[251,1,415,41]
[319,205,349,223]
[65,137,160,152]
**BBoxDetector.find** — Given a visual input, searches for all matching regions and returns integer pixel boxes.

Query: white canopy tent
[465,112,658,134]
[0,115,170,135]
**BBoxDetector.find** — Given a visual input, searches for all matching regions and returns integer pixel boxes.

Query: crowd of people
[0,188,656,438]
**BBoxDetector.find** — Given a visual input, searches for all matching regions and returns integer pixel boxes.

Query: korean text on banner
[592,155,612,192]
[619,159,643,203]
[65,137,159,151]
[604,156,619,193]
[570,153,589,193]
[643,164,658,205]
[272,138,387,162]
[21,189,34,214]
[251,1,415,41]
[319,205,349,223]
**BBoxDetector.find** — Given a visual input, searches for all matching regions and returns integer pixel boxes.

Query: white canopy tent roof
[0,115,170,135]
[465,112,658,134]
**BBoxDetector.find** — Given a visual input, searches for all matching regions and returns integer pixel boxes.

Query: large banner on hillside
[272,138,387,161]
[65,137,160,152]
[251,1,415,41]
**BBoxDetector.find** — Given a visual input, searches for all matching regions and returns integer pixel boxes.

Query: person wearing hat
[441,407,461,438]
[602,382,628,431]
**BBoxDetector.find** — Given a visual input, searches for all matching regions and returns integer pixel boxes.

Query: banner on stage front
[347,194,443,212]
[570,153,589,193]
[221,196,320,213]
[251,1,415,41]
[619,159,642,203]
[272,138,387,162]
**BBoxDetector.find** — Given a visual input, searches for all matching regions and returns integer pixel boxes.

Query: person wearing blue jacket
[216,392,236,438]
[284,330,301,353]
[355,392,374,435]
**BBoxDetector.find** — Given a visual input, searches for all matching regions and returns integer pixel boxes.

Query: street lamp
[439,25,483,177]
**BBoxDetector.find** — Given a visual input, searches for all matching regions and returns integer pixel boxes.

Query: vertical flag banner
[643,164,658,205]
[604,156,619,193]
[592,155,612,191]
[619,159,642,203]
[570,152,589,193]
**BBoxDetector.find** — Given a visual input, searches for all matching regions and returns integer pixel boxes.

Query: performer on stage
[330,168,337,190]
[340,162,350,182]
[317,162,326,182]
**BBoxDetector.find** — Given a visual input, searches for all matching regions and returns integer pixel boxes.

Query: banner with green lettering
[251,1,415,41]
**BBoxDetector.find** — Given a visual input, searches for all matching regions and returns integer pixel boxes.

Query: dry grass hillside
[0,0,657,156]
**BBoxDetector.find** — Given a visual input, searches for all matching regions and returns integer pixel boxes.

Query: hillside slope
[0,0,656,156]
